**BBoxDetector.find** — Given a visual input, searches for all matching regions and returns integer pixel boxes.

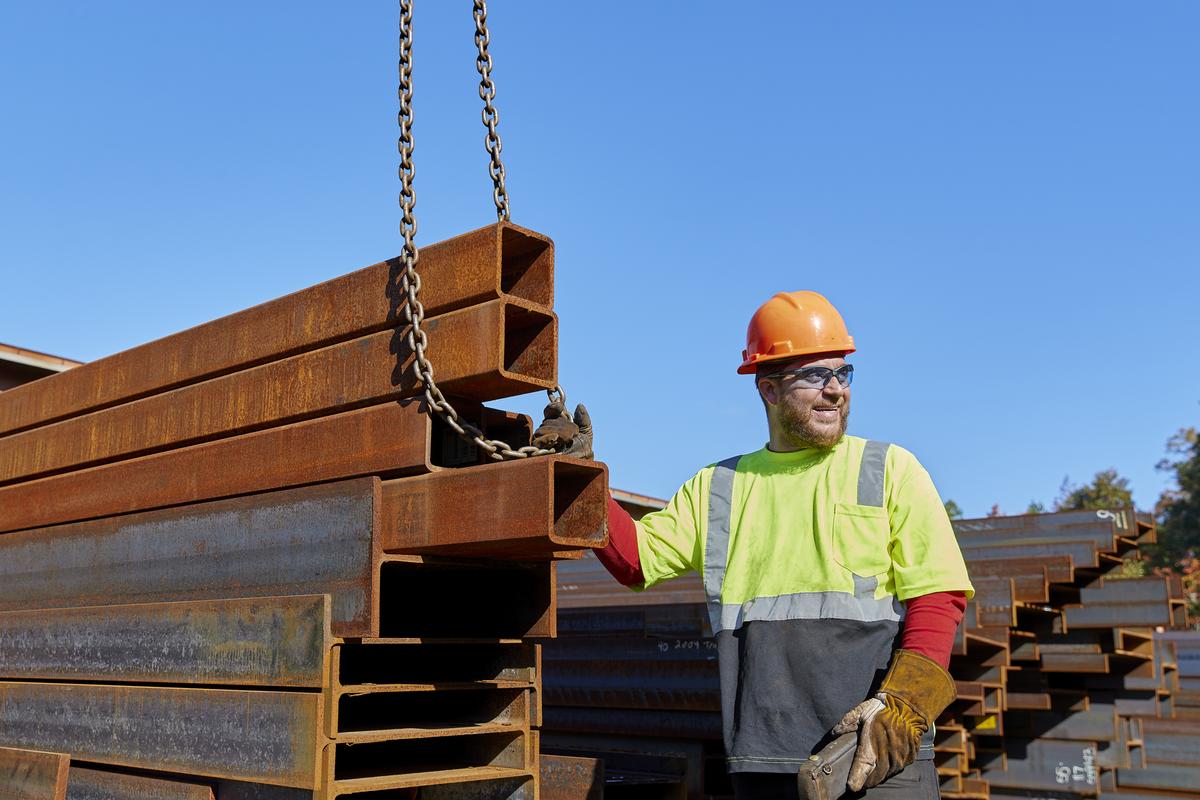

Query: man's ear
[758,377,778,406]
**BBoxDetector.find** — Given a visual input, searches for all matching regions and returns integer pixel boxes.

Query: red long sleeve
[596,497,645,586]
[901,591,967,669]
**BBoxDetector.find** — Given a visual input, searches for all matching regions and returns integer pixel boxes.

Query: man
[535,291,973,799]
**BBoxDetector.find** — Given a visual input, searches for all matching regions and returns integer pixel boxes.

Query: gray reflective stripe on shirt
[703,456,741,634]
[704,442,899,634]
[857,439,890,507]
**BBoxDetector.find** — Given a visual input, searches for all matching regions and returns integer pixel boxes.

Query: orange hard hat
[738,291,855,374]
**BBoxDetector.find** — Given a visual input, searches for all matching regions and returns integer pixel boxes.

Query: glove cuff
[878,648,957,726]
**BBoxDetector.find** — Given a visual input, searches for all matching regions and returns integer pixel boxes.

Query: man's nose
[822,378,846,401]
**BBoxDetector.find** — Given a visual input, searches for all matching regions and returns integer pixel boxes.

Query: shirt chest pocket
[832,503,892,578]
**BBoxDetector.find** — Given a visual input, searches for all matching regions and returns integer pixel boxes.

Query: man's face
[757,354,851,449]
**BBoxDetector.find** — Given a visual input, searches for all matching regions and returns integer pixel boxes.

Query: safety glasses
[765,364,854,390]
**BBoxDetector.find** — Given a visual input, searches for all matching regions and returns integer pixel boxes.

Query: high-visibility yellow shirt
[635,435,973,605]
[629,435,973,773]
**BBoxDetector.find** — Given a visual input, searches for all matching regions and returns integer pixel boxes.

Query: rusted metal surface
[333,689,530,743]
[954,507,1138,536]
[212,781,313,800]
[380,456,607,557]
[0,683,322,788]
[961,537,1105,569]
[0,479,378,637]
[378,557,554,639]
[542,706,721,741]
[0,222,553,437]
[0,299,555,484]
[0,746,68,800]
[0,401,427,534]
[0,595,329,687]
[967,553,1075,585]
[540,755,603,800]
[67,767,213,800]
[329,731,530,794]
[414,775,536,800]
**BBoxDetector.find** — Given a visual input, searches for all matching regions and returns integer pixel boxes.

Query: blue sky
[1,3,1196,517]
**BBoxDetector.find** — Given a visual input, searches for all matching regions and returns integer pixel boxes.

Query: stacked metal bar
[542,504,1199,800]
[952,508,1196,799]
[0,223,610,799]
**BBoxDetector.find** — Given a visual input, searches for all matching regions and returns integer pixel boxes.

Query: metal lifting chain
[397,0,559,460]
[473,0,510,222]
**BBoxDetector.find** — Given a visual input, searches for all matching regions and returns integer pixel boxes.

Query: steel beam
[67,767,214,800]
[0,683,323,788]
[0,746,68,800]
[0,222,553,437]
[0,479,378,637]
[0,401,428,534]
[0,595,330,687]
[0,299,555,484]
[541,755,603,800]
[379,457,607,558]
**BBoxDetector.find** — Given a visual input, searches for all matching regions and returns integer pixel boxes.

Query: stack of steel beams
[543,505,1199,800]
[953,508,1195,799]
[0,223,609,799]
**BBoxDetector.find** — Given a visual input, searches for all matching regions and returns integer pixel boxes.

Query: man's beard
[779,402,849,449]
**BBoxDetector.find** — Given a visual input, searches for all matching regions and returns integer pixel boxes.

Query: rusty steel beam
[0,479,378,637]
[213,781,314,800]
[410,776,536,800]
[0,401,429,534]
[0,222,553,438]
[955,507,1137,536]
[0,683,323,788]
[962,538,1103,569]
[967,554,1075,585]
[541,755,603,800]
[0,595,330,687]
[379,456,607,558]
[328,731,531,795]
[0,299,555,485]
[67,767,214,800]
[0,746,68,800]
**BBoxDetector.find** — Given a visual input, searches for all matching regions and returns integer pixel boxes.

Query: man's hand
[532,402,593,459]
[830,649,956,791]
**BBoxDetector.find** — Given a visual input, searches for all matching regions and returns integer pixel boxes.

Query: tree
[1026,500,1046,514]
[1055,469,1135,511]
[944,500,963,520]
[1153,427,1200,566]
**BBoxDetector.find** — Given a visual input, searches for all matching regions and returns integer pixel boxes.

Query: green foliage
[1108,557,1148,580]
[1055,469,1135,511]
[1151,427,1200,567]
[1026,500,1046,514]
[944,499,963,520]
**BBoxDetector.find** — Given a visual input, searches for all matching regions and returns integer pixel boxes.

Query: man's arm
[597,498,645,586]
[593,471,708,590]
[900,590,967,669]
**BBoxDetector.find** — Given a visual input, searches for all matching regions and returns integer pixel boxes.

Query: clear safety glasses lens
[776,365,854,390]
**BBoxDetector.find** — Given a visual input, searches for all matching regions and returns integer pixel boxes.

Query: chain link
[473,0,510,221]
[398,0,558,461]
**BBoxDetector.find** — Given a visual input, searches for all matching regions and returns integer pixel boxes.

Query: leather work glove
[831,649,957,791]
[532,401,593,460]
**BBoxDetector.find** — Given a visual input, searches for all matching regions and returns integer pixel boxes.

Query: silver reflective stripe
[715,584,905,632]
[856,440,890,507]
[703,456,741,634]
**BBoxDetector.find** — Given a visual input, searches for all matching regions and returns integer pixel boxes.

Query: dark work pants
[731,760,940,799]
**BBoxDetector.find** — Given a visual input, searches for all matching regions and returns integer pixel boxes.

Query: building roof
[611,487,667,519]
[0,342,82,373]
